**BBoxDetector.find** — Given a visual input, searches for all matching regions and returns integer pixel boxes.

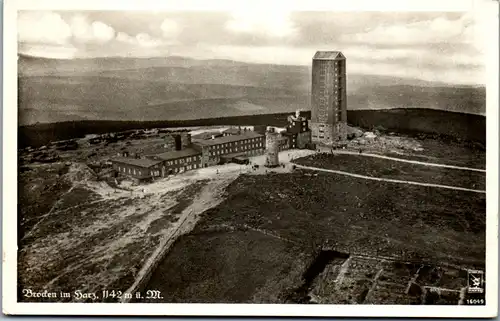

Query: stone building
[310,51,348,145]
[111,158,163,183]
[265,128,280,167]
[192,131,265,167]
[282,110,312,149]
[146,148,202,176]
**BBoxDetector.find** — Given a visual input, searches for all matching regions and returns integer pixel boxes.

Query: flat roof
[111,157,163,168]
[193,131,264,147]
[150,148,201,161]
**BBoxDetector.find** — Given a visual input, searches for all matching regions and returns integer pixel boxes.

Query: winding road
[294,164,486,194]
[327,150,486,173]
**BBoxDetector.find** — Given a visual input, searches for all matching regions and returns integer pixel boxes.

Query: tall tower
[265,128,280,167]
[310,51,347,145]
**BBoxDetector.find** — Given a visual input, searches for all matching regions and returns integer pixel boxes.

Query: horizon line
[17,52,486,87]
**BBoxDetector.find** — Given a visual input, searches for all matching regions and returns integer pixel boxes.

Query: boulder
[364,132,377,139]
[346,126,364,140]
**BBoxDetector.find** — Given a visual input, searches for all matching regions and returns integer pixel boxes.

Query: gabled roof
[148,148,201,161]
[111,157,163,168]
[313,51,345,60]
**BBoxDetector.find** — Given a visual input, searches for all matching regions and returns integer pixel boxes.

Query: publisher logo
[467,269,484,294]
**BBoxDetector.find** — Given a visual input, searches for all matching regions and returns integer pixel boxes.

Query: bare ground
[17,160,237,302]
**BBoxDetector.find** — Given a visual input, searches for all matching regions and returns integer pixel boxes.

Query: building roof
[111,157,163,168]
[223,127,241,135]
[193,131,264,147]
[191,131,223,140]
[149,148,201,161]
[313,51,345,60]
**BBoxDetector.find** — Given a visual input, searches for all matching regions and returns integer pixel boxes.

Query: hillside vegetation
[18,108,486,149]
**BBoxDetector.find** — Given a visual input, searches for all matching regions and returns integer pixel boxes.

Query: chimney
[211,135,215,140]
[295,110,300,118]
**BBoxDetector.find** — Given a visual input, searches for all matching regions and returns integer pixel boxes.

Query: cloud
[70,15,116,44]
[18,11,116,46]
[340,45,481,69]
[226,3,297,38]
[136,33,164,47]
[160,18,181,38]
[116,31,164,48]
[339,7,494,56]
[18,11,72,45]
[18,42,78,59]
[461,3,495,55]
[116,31,136,45]
[342,17,465,45]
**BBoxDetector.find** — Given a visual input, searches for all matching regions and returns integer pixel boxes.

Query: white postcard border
[3,0,498,317]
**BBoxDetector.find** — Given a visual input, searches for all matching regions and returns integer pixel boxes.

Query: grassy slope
[143,169,485,302]
[200,172,485,263]
[400,137,486,168]
[144,230,310,303]
[18,164,72,241]
[294,153,486,190]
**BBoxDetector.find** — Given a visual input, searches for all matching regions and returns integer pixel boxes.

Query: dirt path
[294,164,486,194]
[120,175,237,302]
[322,149,485,173]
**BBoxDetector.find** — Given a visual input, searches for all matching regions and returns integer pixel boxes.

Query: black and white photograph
[2,0,498,317]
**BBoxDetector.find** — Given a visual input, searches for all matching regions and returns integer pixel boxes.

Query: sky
[17,3,495,85]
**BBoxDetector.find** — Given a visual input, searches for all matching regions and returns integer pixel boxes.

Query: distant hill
[18,54,486,126]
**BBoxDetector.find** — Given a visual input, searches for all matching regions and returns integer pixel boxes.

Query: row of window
[117,163,204,178]
[118,166,147,177]
[209,138,262,151]
[210,150,261,162]
[210,143,263,156]
[172,164,198,172]
[165,155,201,166]
[318,67,342,76]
